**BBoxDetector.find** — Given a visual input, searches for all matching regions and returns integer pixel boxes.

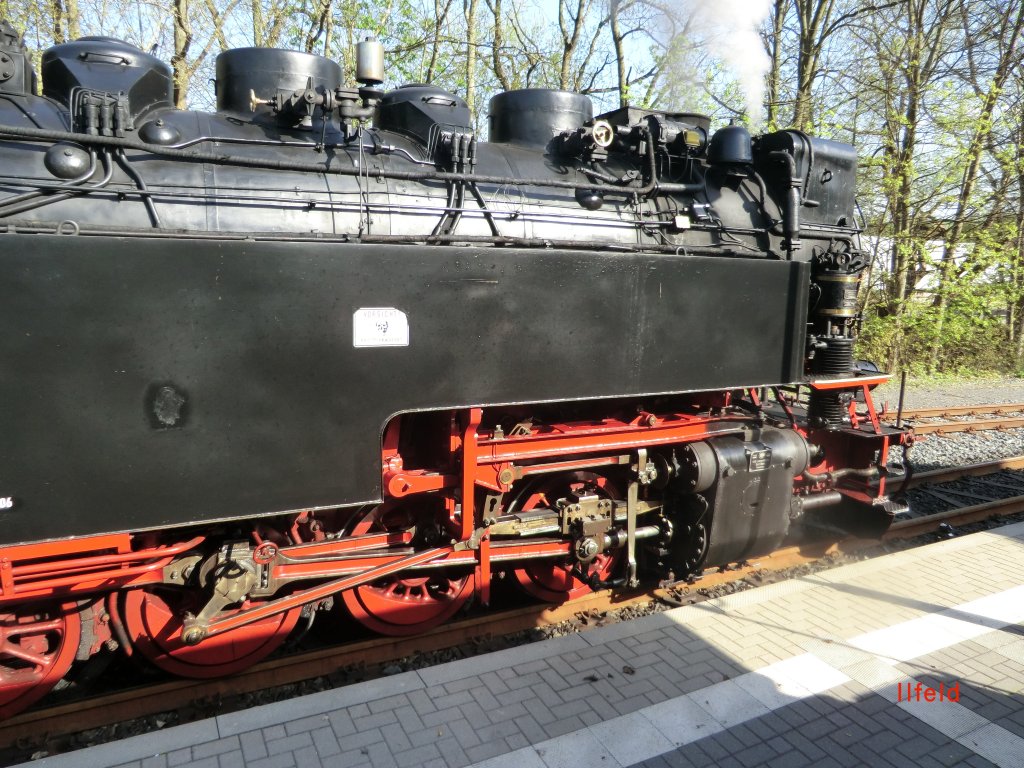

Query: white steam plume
[685,0,773,128]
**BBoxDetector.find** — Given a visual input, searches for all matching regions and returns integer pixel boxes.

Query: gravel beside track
[872,377,1024,472]
[873,375,1024,409]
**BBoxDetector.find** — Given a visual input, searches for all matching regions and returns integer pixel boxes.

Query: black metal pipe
[795,490,843,513]
[768,150,801,257]
[0,218,765,256]
[0,147,97,211]
[0,122,680,199]
[896,371,907,429]
[468,182,501,237]
[0,148,113,218]
[114,148,162,228]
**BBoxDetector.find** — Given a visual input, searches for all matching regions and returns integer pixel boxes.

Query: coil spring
[809,337,855,427]
[812,337,854,376]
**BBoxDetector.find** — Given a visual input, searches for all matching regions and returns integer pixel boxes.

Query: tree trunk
[558,0,588,90]
[65,0,79,39]
[765,0,788,130]
[486,0,511,90]
[172,0,192,108]
[425,0,454,83]
[464,0,479,118]
[610,0,628,106]
[50,0,66,44]
[792,0,836,130]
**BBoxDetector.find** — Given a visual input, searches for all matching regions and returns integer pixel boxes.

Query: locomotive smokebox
[488,88,592,149]
[214,47,342,115]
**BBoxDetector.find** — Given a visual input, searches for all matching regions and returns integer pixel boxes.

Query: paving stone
[543,716,586,739]
[505,733,531,751]
[488,700,528,723]
[166,748,192,767]
[421,705,463,729]
[246,754,295,768]
[265,733,313,757]
[407,688,437,716]
[534,727,620,768]
[393,743,442,768]
[240,731,269,761]
[471,685,501,711]
[380,722,412,754]
[464,740,508,764]
[689,678,771,728]
[782,731,827,762]
[192,737,240,759]
[733,741,782,765]
[330,709,357,739]
[292,746,321,768]
[587,711,672,764]
[336,727,384,752]
[354,711,399,732]
[217,752,245,768]
[312,727,341,759]
[896,734,946,761]
[390,705,424,734]
[369,693,411,713]
[334,747,374,768]
[284,713,333,735]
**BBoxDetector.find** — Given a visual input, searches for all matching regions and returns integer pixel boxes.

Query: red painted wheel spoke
[15,618,64,633]
[121,589,302,679]
[342,504,474,636]
[0,603,80,720]
[0,641,52,667]
[510,472,622,603]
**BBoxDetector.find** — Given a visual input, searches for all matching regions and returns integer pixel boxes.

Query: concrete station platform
[21,523,1024,768]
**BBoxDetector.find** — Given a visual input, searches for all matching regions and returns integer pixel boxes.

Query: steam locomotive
[0,22,908,718]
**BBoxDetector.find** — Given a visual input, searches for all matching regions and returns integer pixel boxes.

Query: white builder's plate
[353,307,410,348]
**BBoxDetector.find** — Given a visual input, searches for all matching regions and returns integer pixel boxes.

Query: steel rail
[908,416,1024,435]
[895,403,1024,420]
[906,455,1024,488]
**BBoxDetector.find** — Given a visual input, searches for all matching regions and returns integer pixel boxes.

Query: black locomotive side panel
[0,234,808,545]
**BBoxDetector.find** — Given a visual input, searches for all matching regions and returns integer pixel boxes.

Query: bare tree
[763,0,791,130]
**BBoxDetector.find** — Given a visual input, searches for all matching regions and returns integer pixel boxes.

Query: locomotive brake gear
[624,449,648,588]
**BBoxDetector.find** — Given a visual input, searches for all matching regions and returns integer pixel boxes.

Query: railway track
[908,415,1024,435]
[889,402,1024,434]
[9,453,1024,754]
[905,455,1024,487]
[893,402,1024,420]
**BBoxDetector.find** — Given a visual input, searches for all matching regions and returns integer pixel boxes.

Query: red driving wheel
[341,505,474,636]
[510,473,621,603]
[120,588,302,678]
[0,602,81,719]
